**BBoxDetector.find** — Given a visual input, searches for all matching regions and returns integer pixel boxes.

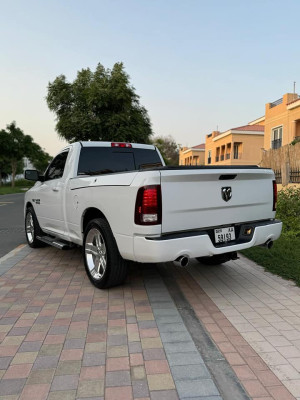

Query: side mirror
[25,170,44,182]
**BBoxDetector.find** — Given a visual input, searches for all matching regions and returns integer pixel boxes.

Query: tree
[3,123,32,187]
[0,129,10,186]
[46,62,153,144]
[31,148,52,173]
[27,141,52,173]
[0,122,51,186]
[151,135,180,166]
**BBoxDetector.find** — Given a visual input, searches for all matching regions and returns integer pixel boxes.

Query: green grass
[0,186,29,195]
[242,186,300,286]
[0,180,34,195]
[241,234,300,286]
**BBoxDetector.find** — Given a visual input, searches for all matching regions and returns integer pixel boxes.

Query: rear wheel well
[82,208,108,233]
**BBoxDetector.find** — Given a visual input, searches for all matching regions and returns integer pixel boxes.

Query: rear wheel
[83,218,128,289]
[25,207,45,248]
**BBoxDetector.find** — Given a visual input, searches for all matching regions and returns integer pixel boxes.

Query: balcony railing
[212,152,245,162]
[271,139,282,149]
[270,98,283,108]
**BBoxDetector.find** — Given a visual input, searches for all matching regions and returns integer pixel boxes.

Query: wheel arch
[25,201,35,218]
[82,207,109,234]
[25,201,34,210]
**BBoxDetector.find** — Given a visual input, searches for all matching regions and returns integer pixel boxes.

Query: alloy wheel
[85,228,107,280]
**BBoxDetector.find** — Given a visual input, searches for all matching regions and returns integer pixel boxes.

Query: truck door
[34,150,69,236]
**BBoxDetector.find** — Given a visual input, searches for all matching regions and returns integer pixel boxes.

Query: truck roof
[79,141,156,150]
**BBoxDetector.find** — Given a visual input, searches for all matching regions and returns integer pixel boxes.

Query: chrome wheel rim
[85,228,107,280]
[25,212,34,244]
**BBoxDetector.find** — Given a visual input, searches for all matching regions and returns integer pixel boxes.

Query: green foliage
[151,135,179,165]
[0,178,34,195]
[12,179,35,187]
[0,122,30,187]
[290,137,300,146]
[0,129,11,184]
[29,143,52,173]
[47,62,153,144]
[242,235,300,286]
[276,186,300,236]
[242,185,300,286]
[0,122,51,186]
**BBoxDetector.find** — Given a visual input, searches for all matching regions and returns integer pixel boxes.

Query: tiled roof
[192,143,205,149]
[231,125,264,132]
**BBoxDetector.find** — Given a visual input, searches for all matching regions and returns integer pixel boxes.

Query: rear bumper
[132,219,282,263]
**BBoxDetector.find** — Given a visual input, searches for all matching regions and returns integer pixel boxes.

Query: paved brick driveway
[0,246,298,400]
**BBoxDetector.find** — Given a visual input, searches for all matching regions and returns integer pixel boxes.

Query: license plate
[214,226,235,243]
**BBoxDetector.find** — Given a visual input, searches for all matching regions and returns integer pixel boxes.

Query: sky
[1,0,300,156]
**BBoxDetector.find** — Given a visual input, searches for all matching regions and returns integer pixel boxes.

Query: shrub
[276,186,300,236]
[3,179,34,188]
[14,179,35,187]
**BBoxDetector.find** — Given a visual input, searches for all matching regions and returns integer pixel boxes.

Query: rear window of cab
[77,147,162,175]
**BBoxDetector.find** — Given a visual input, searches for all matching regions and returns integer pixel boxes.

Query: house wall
[179,149,205,165]
[204,131,220,165]
[205,132,264,165]
[264,93,300,149]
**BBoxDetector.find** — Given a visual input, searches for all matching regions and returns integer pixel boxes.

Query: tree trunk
[0,170,2,187]
[11,161,17,188]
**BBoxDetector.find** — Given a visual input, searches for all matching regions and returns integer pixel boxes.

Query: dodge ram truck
[24,141,282,288]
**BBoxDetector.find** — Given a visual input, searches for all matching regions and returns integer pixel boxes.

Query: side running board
[36,235,73,250]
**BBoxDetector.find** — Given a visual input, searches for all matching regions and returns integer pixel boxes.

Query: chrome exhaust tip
[260,239,274,249]
[174,256,190,268]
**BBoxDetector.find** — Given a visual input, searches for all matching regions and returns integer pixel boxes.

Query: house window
[271,126,282,149]
[233,143,242,159]
[226,143,231,159]
[215,147,220,162]
[207,150,211,164]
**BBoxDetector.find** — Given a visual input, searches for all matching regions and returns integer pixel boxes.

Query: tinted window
[45,151,69,181]
[134,149,163,169]
[77,147,162,175]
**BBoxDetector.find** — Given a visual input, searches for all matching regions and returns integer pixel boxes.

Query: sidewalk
[0,246,298,400]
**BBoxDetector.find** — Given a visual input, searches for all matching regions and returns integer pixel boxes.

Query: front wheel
[25,207,45,248]
[83,218,128,289]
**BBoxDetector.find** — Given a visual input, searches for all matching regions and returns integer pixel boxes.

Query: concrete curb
[0,244,32,276]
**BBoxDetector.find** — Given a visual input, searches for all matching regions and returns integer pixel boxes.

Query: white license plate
[214,227,235,243]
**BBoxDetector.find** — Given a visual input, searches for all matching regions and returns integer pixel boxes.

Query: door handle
[52,188,59,192]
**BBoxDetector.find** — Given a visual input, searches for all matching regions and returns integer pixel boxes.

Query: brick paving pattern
[182,255,300,400]
[0,247,221,400]
[0,246,299,400]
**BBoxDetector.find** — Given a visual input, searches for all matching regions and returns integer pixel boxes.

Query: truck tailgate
[160,168,275,234]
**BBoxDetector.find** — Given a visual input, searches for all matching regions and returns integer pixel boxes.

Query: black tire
[25,207,45,248]
[196,254,230,265]
[83,218,128,289]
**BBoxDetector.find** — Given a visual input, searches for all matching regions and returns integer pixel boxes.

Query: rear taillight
[111,142,132,148]
[135,185,162,225]
[273,180,277,211]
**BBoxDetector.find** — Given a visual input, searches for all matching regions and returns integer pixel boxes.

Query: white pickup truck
[25,141,282,288]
